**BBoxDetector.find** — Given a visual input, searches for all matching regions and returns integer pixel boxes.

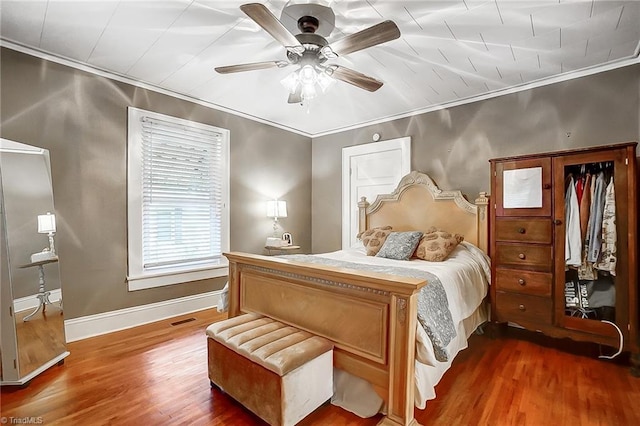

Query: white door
[342,137,411,249]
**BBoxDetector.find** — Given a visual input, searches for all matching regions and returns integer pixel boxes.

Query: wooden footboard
[225,252,426,426]
[224,171,489,426]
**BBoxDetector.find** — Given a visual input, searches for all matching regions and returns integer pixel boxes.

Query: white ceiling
[1,0,639,136]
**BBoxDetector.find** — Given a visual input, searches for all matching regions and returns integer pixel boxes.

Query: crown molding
[2,39,638,139]
[312,49,640,137]
[0,39,314,138]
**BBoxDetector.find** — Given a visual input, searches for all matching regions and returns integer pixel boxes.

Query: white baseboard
[64,289,225,343]
[14,288,62,313]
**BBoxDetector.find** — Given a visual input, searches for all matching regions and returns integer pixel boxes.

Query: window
[127,107,229,290]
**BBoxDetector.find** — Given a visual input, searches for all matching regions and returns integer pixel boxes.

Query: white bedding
[317,241,491,415]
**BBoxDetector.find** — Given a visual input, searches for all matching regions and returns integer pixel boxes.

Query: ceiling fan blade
[328,20,401,57]
[215,61,287,74]
[288,87,302,104]
[327,66,383,92]
[240,3,304,54]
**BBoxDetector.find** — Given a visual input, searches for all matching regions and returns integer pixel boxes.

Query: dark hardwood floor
[1,309,639,425]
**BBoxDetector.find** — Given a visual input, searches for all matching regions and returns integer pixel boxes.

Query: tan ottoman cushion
[207,313,334,426]
[207,313,332,376]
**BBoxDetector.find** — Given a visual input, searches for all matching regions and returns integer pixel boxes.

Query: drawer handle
[518,227,526,234]
[518,253,526,260]
[518,279,526,286]
[518,304,526,311]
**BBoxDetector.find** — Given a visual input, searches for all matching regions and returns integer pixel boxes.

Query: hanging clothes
[586,171,606,263]
[577,248,598,280]
[565,175,582,267]
[575,174,584,205]
[579,173,591,239]
[578,171,597,280]
[567,162,618,321]
[595,176,617,275]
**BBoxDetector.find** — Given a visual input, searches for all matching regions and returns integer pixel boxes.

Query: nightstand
[19,256,60,321]
[264,245,301,255]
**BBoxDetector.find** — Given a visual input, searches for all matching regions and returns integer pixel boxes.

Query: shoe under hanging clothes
[564,278,616,320]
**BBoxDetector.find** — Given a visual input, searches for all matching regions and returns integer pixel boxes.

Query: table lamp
[37,212,57,255]
[266,200,287,235]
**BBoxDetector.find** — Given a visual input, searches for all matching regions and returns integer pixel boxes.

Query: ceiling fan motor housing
[298,16,319,33]
[280,0,336,37]
[287,33,329,66]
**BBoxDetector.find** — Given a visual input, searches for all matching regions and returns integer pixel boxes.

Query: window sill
[127,264,228,291]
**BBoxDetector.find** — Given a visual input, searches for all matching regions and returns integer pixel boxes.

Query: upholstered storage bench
[206,313,333,426]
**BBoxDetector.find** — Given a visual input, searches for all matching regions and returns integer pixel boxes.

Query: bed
[223,171,490,426]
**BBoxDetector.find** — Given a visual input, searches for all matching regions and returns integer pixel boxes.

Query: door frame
[341,137,411,249]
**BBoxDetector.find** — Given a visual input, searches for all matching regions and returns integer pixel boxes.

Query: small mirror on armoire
[0,138,69,386]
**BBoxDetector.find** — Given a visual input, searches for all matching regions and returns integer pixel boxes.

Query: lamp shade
[37,212,56,234]
[266,200,287,218]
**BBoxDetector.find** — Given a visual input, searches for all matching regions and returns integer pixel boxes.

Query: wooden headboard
[358,171,489,253]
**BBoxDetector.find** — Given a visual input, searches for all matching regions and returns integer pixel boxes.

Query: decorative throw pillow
[414,227,464,262]
[357,226,393,256]
[376,231,423,260]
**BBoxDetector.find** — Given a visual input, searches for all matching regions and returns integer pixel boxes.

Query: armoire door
[493,157,552,217]
[552,147,632,348]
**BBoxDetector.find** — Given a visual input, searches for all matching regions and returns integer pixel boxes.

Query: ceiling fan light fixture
[281,64,335,107]
[280,71,300,94]
[299,65,317,84]
[301,82,317,100]
[316,70,334,92]
[324,65,337,76]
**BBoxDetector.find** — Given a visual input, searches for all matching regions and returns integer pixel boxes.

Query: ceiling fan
[215,2,401,104]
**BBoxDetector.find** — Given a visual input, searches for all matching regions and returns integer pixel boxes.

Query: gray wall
[2,45,638,318]
[0,47,312,319]
[311,64,640,254]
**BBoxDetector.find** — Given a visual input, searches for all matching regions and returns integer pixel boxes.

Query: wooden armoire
[489,142,638,374]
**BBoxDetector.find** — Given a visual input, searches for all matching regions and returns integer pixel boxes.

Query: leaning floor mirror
[1,138,69,386]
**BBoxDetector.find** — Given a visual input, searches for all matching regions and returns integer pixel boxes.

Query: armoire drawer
[495,243,552,271]
[494,292,552,325]
[495,268,552,296]
[495,218,552,244]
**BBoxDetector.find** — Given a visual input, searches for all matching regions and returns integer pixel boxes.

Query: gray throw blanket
[280,254,456,362]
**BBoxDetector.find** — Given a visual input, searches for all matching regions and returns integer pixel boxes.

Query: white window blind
[127,107,229,290]
[140,116,223,268]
